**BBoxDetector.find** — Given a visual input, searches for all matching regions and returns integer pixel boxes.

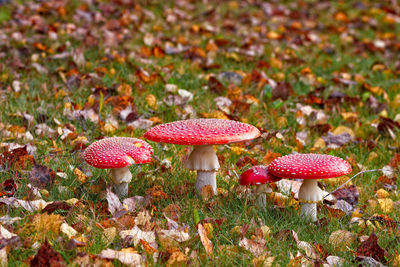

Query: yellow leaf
[167,251,188,266]
[260,226,271,240]
[117,83,132,95]
[230,226,241,238]
[312,138,326,151]
[332,125,355,137]
[146,94,157,109]
[252,255,275,267]
[270,57,282,69]
[74,168,88,183]
[340,112,358,122]
[203,223,214,239]
[102,227,117,243]
[379,109,388,118]
[375,189,390,199]
[378,198,393,213]
[230,146,248,155]
[392,252,400,266]
[225,52,240,62]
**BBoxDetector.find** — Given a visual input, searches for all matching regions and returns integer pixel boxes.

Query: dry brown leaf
[239,237,268,257]
[356,232,387,263]
[30,240,66,267]
[200,185,214,201]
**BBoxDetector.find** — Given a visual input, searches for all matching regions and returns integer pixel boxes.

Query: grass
[0,0,400,265]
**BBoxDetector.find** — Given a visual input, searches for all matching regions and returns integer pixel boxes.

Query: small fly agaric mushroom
[268,153,352,221]
[144,119,260,194]
[83,137,153,197]
[239,165,281,207]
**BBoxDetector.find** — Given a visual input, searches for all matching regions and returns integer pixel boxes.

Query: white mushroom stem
[253,184,272,207]
[298,179,325,222]
[110,167,132,198]
[184,145,219,194]
[196,171,217,194]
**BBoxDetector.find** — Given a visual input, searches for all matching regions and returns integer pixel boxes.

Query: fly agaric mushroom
[239,165,281,207]
[144,119,260,194]
[83,137,153,197]
[268,153,352,221]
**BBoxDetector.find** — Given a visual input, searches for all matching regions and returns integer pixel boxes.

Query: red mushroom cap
[268,153,352,179]
[144,119,260,146]
[83,137,153,169]
[239,165,281,186]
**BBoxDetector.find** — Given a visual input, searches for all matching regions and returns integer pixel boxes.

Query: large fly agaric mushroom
[239,165,281,207]
[268,153,352,221]
[144,119,260,194]
[83,137,153,197]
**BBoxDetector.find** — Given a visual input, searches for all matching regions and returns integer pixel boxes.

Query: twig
[323,169,381,200]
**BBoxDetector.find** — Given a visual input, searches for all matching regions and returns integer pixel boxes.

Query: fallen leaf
[271,82,292,100]
[198,224,213,255]
[120,226,156,247]
[60,223,77,239]
[135,210,152,227]
[378,198,393,213]
[208,76,226,95]
[252,255,275,267]
[200,185,214,201]
[102,227,117,243]
[329,230,357,251]
[167,250,188,266]
[73,168,87,183]
[332,185,359,206]
[356,232,387,263]
[326,255,345,266]
[0,197,49,212]
[42,201,72,214]
[106,188,123,216]
[355,256,387,267]
[159,229,190,243]
[30,240,66,267]
[163,204,181,221]
[322,132,353,148]
[239,237,268,257]
[99,248,142,265]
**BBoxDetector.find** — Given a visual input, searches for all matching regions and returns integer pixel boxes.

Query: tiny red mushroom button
[239,165,281,186]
